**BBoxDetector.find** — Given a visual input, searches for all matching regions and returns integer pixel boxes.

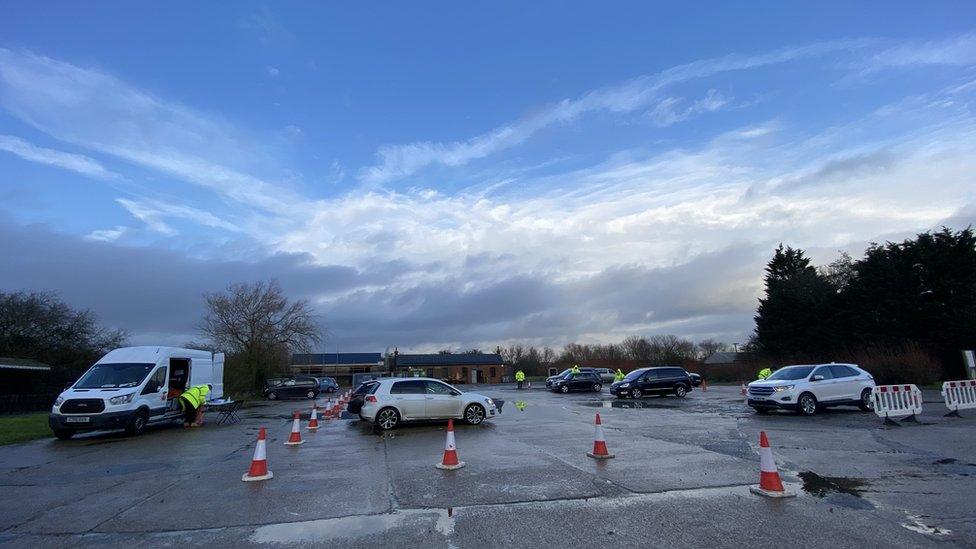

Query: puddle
[933,458,957,465]
[579,400,677,410]
[798,472,874,510]
[901,514,951,536]
[249,508,455,544]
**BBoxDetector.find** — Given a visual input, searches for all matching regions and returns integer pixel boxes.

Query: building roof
[292,353,383,365]
[0,357,52,372]
[704,352,753,365]
[397,353,504,367]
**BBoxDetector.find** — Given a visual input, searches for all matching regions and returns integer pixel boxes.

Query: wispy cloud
[84,225,127,242]
[358,41,862,185]
[870,32,976,69]
[0,134,120,180]
[116,198,240,235]
[647,89,731,127]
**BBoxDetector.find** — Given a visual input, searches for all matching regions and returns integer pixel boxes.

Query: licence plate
[65,416,90,423]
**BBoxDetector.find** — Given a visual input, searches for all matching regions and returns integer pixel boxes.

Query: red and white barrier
[942,379,976,417]
[871,384,922,424]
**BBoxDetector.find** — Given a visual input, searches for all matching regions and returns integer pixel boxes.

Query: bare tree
[541,346,556,366]
[695,339,729,361]
[621,335,652,360]
[200,281,320,391]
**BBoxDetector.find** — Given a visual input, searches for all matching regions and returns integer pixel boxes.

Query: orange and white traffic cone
[741,383,747,396]
[749,431,795,497]
[242,427,273,482]
[284,412,305,446]
[702,379,708,391]
[586,412,615,459]
[307,405,320,430]
[435,419,465,470]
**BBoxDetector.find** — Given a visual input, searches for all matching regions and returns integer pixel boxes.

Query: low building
[290,353,384,387]
[703,352,755,366]
[0,357,53,412]
[394,354,505,384]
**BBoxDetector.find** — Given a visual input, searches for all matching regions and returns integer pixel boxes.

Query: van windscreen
[75,363,155,389]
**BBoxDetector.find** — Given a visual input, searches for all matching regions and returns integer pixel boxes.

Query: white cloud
[116,198,240,235]
[0,134,119,180]
[84,226,128,242]
[871,32,976,69]
[358,41,861,185]
[647,89,731,127]
[267,66,280,77]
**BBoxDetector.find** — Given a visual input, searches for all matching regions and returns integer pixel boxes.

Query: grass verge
[0,412,51,445]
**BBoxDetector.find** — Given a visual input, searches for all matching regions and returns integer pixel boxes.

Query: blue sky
[2,3,976,351]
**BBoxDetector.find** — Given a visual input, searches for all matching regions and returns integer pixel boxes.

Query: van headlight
[54,396,64,407]
[110,393,134,405]
[773,385,794,392]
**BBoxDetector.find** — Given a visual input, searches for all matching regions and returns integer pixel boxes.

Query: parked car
[688,372,703,387]
[592,368,615,383]
[610,367,693,398]
[360,378,497,430]
[747,363,874,416]
[319,377,339,393]
[263,377,320,400]
[550,371,604,393]
[546,367,597,388]
[347,380,380,416]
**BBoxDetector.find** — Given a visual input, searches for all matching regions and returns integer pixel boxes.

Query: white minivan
[49,346,224,439]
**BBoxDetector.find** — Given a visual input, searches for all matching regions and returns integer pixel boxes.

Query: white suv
[360,378,498,430]
[747,363,875,416]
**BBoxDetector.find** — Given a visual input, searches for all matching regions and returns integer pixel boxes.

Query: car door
[809,366,839,401]
[639,370,660,393]
[281,379,300,397]
[424,380,462,418]
[829,365,860,401]
[389,380,427,419]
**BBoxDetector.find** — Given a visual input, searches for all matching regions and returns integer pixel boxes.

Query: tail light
[365,395,377,403]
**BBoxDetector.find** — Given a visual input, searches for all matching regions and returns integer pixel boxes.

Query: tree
[622,335,652,360]
[200,281,320,392]
[695,339,729,360]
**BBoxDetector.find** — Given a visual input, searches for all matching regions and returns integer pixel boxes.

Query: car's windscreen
[623,369,646,382]
[766,366,815,380]
[75,363,155,389]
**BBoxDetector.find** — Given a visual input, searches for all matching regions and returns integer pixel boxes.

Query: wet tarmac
[0,384,973,548]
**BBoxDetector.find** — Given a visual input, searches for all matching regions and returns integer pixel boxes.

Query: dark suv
[610,367,692,398]
[263,376,320,400]
[550,372,604,393]
[546,367,597,388]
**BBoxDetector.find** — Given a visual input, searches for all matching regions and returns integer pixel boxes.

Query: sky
[2,2,976,353]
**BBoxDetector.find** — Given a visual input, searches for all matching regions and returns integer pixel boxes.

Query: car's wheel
[464,404,486,425]
[125,409,149,436]
[560,385,569,393]
[858,388,873,412]
[306,390,316,399]
[674,384,688,398]
[631,388,643,399]
[798,393,818,416]
[327,387,336,393]
[52,428,74,440]
[375,407,400,430]
[267,391,278,400]
[593,383,602,392]
[752,407,770,415]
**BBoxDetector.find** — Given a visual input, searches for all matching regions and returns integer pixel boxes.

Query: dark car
[263,377,320,400]
[546,367,597,388]
[319,377,339,393]
[610,367,693,398]
[346,380,380,416]
[550,372,604,393]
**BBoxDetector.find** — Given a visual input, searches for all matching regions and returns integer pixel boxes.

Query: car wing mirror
[811,375,824,381]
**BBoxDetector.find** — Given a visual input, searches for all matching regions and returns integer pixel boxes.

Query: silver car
[360,377,498,430]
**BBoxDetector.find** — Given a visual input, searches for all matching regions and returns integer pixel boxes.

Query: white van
[48,346,224,439]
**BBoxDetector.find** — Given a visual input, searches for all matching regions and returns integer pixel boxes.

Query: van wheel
[593,383,602,392]
[306,390,316,399]
[798,393,818,416]
[631,388,643,399]
[674,384,688,398]
[858,388,872,411]
[125,410,149,436]
[560,385,570,393]
[52,428,74,440]
[267,391,278,400]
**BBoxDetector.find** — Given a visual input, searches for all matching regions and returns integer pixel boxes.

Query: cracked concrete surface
[0,385,973,547]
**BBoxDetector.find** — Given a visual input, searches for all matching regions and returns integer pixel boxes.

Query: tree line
[753,227,976,381]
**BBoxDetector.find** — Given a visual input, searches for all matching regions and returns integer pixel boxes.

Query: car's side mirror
[811,375,824,381]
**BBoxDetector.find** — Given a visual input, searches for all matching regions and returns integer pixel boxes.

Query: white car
[747,363,875,416]
[360,378,498,430]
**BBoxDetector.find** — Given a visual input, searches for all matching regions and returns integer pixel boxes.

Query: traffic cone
[741,383,747,396]
[749,431,795,498]
[702,379,708,391]
[527,381,532,389]
[435,419,465,470]
[242,427,274,482]
[284,412,305,446]
[586,413,615,459]
[307,405,320,430]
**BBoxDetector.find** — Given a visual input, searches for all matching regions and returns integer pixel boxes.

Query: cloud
[0,134,120,180]
[647,89,731,127]
[267,66,280,77]
[358,40,860,185]
[870,32,976,69]
[84,226,127,242]
[115,198,240,235]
